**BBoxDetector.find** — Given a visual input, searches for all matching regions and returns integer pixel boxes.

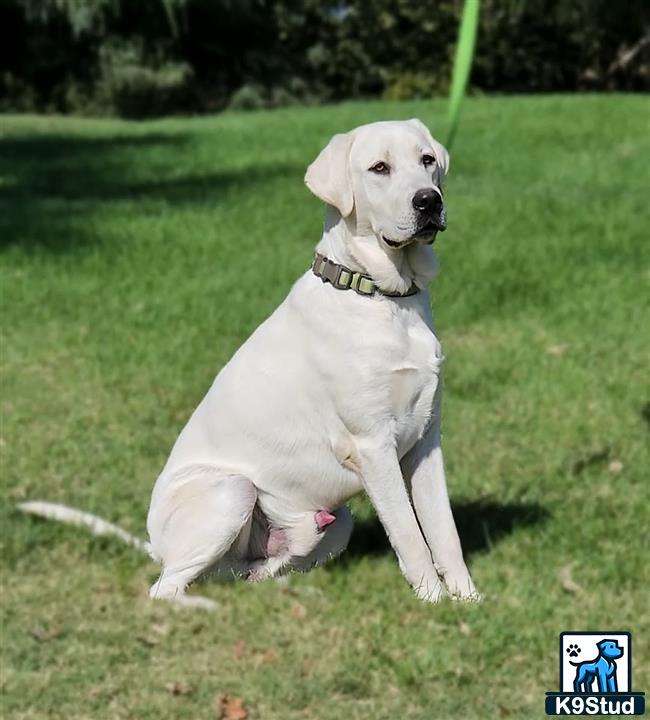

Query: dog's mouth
[414,216,446,242]
[382,236,410,248]
[383,213,446,249]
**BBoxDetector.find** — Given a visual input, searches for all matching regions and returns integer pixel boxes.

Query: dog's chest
[385,313,443,456]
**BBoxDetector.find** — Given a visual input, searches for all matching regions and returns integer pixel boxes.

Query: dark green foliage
[474,0,650,92]
[228,83,268,112]
[95,40,193,118]
[1,0,648,117]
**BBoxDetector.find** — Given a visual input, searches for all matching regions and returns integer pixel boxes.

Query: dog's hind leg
[291,506,354,572]
[573,667,586,693]
[147,466,256,606]
[245,506,350,582]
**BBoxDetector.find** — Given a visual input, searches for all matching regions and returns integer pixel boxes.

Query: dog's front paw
[450,588,482,603]
[413,577,445,603]
[441,571,481,602]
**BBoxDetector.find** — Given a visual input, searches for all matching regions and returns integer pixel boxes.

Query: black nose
[412,188,442,213]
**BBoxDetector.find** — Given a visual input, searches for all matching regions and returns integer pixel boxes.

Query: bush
[269,77,316,108]
[96,40,192,118]
[228,77,317,111]
[227,83,267,111]
[1,0,647,117]
[382,71,449,101]
[0,72,37,113]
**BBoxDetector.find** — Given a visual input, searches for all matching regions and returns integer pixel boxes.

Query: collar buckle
[318,256,353,290]
[312,253,415,299]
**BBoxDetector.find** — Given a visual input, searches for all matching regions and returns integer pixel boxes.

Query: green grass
[1,96,649,719]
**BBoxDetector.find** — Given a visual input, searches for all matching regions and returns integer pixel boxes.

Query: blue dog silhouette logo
[571,639,623,693]
[545,632,645,715]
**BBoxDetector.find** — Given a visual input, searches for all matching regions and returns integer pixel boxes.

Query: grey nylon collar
[312,253,419,298]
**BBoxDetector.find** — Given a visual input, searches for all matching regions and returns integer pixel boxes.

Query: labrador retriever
[19,119,479,608]
[145,118,479,605]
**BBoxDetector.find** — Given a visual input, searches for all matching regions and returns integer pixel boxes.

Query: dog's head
[305,119,449,251]
[597,640,624,660]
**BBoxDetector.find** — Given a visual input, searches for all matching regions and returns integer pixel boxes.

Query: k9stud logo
[545,632,645,715]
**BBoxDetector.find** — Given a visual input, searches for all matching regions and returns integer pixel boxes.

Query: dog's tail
[17,501,151,555]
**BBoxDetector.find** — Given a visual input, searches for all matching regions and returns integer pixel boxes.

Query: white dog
[145,118,478,605]
[20,119,479,607]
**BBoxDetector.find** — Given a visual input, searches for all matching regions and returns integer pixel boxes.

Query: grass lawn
[1,95,649,719]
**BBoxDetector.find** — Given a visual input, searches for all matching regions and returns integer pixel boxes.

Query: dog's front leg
[402,385,479,601]
[597,666,610,693]
[356,435,443,602]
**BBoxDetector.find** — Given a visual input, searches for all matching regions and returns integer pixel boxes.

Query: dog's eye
[422,154,436,167]
[369,161,390,175]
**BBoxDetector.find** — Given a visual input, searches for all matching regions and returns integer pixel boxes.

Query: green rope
[446,0,480,150]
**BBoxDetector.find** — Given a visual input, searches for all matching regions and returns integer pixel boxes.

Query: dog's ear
[407,118,450,181]
[305,132,354,217]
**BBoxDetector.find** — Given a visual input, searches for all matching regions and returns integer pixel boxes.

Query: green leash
[446,0,480,150]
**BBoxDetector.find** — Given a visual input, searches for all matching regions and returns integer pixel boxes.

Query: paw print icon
[566,643,581,658]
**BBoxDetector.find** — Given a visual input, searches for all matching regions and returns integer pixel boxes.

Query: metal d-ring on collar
[311,253,419,298]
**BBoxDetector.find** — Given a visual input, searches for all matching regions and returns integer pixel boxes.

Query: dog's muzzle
[410,206,446,247]
[382,189,447,248]
[412,187,446,242]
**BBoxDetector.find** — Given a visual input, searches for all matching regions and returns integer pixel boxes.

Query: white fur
[18,501,149,552]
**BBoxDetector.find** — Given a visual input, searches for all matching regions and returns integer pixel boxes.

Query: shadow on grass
[0,132,300,252]
[341,497,549,564]
[640,401,650,430]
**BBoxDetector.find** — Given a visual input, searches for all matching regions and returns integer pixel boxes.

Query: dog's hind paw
[244,560,282,583]
[171,594,220,610]
[153,593,219,610]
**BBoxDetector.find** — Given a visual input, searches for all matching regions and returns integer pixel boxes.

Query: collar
[312,253,419,298]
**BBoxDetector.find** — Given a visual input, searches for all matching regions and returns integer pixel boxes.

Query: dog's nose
[412,188,442,213]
